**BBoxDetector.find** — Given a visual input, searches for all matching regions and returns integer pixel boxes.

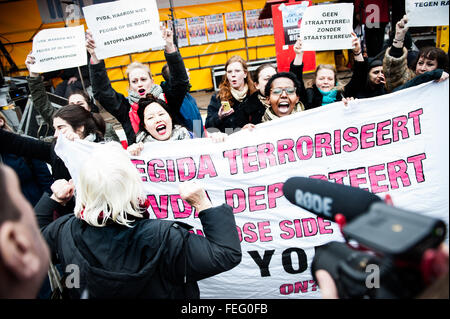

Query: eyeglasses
[270,87,296,96]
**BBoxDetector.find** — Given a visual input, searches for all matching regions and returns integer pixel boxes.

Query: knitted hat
[367,58,383,71]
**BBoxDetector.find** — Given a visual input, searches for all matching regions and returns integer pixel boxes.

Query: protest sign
[300,3,354,51]
[271,0,315,73]
[406,0,449,27]
[279,1,310,45]
[30,25,86,73]
[82,0,164,60]
[56,81,449,298]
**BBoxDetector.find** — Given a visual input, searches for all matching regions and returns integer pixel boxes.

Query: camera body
[311,202,447,298]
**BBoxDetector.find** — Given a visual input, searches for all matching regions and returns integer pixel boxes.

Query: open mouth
[277,102,290,114]
[138,88,146,96]
[155,123,167,135]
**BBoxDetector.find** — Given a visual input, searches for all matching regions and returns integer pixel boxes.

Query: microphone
[282,177,382,222]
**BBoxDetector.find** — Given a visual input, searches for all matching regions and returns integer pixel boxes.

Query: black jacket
[205,93,252,133]
[0,129,70,181]
[238,91,267,125]
[89,51,189,145]
[344,59,386,99]
[35,195,242,299]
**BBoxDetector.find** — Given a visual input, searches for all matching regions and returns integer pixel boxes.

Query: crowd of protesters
[1,3,449,300]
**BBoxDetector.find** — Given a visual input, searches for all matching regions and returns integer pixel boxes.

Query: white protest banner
[300,3,354,51]
[30,25,86,73]
[82,0,164,60]
[405,0,449,27]
[55,81,449,298]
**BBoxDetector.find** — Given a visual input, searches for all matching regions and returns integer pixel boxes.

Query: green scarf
[318,88,338,106]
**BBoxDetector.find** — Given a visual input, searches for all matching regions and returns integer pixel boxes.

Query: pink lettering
[225,189,246,213]
[408,109,423,135]
[334,129,341,154]
[302,218,318,237]
[392,115,409,142]
[257,143,277,169]
[267,183,284,208]
[296,136,314,160]
[343,127,359,152]
[242,146,259,173]
[315,133,333,158]
[387,160,411,189]
[280,220,295,240]
[361,123,375,148]
[277,139,296,164]
[368,164,388,193]
[318,217,333,234]
[131,159,147,181]
[148,159,167,182]
[408,153,426,183]
[223,149,240,175]
[248,186,267,211]
[147,195,168,219]
[170,195,192,219]
[197,155,218,179]
[258,221,273,242]
[376,120,391,146]
[177,158,196,182]
[349,167,368,190]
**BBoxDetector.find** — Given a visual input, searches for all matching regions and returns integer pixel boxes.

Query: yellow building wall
[1,0,339,96]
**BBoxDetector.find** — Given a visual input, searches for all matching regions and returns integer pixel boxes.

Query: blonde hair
[74,142,146,227]
[309,64,344,91]
[126,62,152,82]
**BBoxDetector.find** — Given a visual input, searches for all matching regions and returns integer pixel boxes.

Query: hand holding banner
[300,3,354,51]
[30,25,86,73]
[82,0,165,60]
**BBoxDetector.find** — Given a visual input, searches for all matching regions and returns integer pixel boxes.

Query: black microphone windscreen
[283,177,382,222]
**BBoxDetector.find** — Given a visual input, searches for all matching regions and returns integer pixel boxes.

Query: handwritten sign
[300,3,354,51]
[30,25,86,73]
[82,0,164,60]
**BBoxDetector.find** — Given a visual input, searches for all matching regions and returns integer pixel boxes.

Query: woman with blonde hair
[86,27,189,145]
[35,142,241,298]
[205,55,256,134]
[293,36,358,110]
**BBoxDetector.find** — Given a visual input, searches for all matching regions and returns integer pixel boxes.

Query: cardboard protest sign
[30,25,86,73]
[56,81,449,298]
[406,0,449,27]
[82,0,164,60]
[300,3,354,51]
